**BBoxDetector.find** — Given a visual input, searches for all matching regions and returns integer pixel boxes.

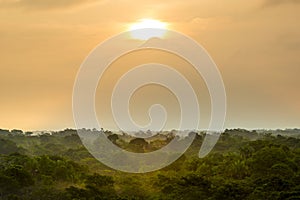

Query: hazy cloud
[263,0,300,7]
[0,0,100,10]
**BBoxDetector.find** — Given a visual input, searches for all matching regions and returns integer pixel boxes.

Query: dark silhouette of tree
[129,138,149,153]
[107,134,119,144]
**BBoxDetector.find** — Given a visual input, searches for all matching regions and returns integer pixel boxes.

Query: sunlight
[128,18,168,40]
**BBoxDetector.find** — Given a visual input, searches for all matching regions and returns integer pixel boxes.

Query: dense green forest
[0,129,300,199]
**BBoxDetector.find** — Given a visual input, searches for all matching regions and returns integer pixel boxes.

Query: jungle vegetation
[0,128,299,199]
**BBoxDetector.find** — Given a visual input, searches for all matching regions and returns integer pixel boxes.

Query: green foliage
[0,130,299,199]
[85,173,114,187]
[0,139,20,154]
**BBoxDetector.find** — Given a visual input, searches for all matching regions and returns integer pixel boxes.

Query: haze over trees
[0,128,299,199]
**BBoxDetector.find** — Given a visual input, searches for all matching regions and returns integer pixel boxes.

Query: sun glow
[128,19,168,40]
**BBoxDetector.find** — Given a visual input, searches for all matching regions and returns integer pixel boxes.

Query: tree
[11,129,23,135]
[85,173,114,187]
[0,139,19,154]
[3,165,34,187]
[108,134,119,144]
[129,138,149,152]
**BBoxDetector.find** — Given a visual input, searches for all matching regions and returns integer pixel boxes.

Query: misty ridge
[1,128,300,154]
[2,127,300,137]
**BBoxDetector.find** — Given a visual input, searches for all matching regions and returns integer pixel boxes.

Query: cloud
[263,0,300,7]
[0,0,100,10]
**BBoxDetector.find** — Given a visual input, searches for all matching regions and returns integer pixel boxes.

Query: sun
[128,19,168,40]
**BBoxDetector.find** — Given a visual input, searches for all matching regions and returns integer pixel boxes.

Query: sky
[0,0,299,131]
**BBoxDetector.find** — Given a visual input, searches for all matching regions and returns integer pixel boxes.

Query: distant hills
[0,128,299,138]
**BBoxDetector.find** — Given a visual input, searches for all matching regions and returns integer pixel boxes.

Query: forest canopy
[0,129,299,199]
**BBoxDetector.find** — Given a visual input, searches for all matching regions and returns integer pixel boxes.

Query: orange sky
[0,0,299,131]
